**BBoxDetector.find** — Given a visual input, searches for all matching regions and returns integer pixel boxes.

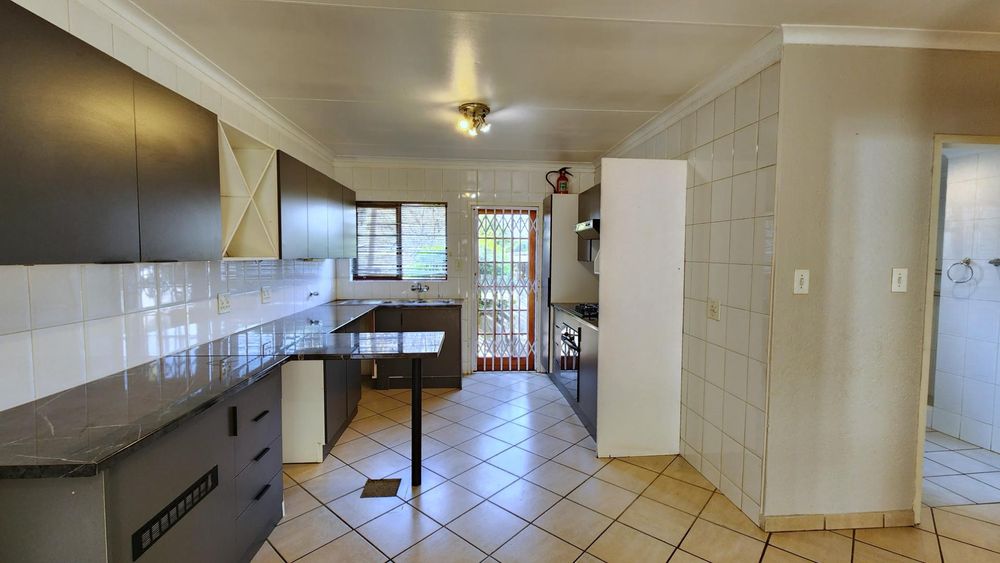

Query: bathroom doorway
[920,135,1000,508]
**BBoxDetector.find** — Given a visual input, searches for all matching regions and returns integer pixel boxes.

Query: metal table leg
[410,358,422,486]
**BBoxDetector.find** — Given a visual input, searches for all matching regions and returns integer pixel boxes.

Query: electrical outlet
[260,286,272,304]
[793,269,810,295]
[707,298,721,321]
[217,292,231,314]
[891,268,908,293]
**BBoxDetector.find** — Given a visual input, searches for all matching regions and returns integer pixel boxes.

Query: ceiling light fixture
[457,102,491,137]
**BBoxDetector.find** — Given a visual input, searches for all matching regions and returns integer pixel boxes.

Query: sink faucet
[410,282,430,300]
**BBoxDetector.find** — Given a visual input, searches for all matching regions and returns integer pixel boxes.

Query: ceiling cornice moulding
[602,28,783,160]
[333,156,596,172]
[781,24,1000,52]
[96,0,337,164]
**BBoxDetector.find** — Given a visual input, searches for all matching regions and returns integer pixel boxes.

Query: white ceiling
[131,0,1000,163]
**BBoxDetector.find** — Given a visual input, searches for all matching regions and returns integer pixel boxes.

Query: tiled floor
[255,372,1000,562]
[923,430,1000,507]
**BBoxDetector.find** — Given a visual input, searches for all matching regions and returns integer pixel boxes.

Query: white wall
[932,149,1000,453]
[549,194,600,305]
[332,160,595,374]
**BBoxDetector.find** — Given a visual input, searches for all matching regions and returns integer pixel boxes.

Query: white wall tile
[721,434,743,486]
[725,307,750,355]
[735,75,760,130]
[82,264,124,321]
[742,450,763,503]
[696,103,715,147]
[733,124,758,176]
[747,360,767,410]
[29,265,83,329]
[0,266,31,335]
[706,344,726,388]
[964,339,997,383]
[723,391,746,441]
[84,316,126,381]
[729,219,755,265]
[32,323,86,398]
[711,178,732,222]
[755,166,776,217]
[710,222,731,263]
[124,309,160,368]
[724,350,748,399]
[750,266,771,314]
[727,265,752,311]
[759,64,780,118]
[757,114,779,168]
[714,89,736,138]
[731,172,756,221]
[960,417,993,448]
[0,332,34,410]
[712,134,734,181]
[963,379,995,423]
[702,420,723,468]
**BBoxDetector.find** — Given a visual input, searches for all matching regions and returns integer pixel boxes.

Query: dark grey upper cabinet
[277,151,310,259]
[328,180,345,259]
[342,185,358,258]
[0,1,140,265]
[306,168,330,258]
[134,75,221,262]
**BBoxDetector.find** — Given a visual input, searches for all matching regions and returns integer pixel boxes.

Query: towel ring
[947,258,974,284]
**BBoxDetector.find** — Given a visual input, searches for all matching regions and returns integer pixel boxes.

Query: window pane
[354,203,447,280]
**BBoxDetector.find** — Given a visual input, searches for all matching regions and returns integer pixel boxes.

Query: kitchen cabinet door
[328,179,345,258]
[346,360,362,416]
[578,324,598,437]
[307,168,330,258]
[0,1,140,264]
[342,186,358,258]
[373,309,408,384]
[324,360,349,447]
[278,152,309,259]
[401,308,461,381]
[134,74,221,262]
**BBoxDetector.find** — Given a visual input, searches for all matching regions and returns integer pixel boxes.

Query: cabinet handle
[252,409,270,423]
[253,447,271,462]
[253,484,271,502]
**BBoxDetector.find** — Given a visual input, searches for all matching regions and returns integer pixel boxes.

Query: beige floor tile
[929,475,1000,504]
[395,528,486,563]
[535,498,613,549]
[491,479,563,521]
[296,531,386,562]
[392,437,451,461]
[488,446,548,476]
[388,466,448,501]
[485,403,532,422]
[367,424,412,447]
[350,449,411,479]
[451,462,518,497]
[643,475,713,516]
[618,496,696,545]
[940,503,1000,526]
[588,521,674,563]
[360,396,406,414]
[408,481,484,525]
[553,445,611,475]
[301,465,369,503]
[518,433,575,458]
[524,461,590,496]
[492,525,582,563]
[925,451,998,475]
[326,488,402,528]
[831,529,853,538]
[381,405,413,424]
[283,455,345,483]
[459,412,508,433]
[423,448,482,478]
[447,501,528,554]
[917,505,936,533]
[331,436,387,464]
[356,504,440,558]
[278,485,321,525]
[543,420,591,442]
[855,526,942,562]
[925,432,977,450]
[974,473,1000,490]
[454,434,511,460]
[760,546,811,562]
[267,506,350,562]
[680,519,765,563]
[435,403,480,422]
[663,457,716,491]
[578,553,604,563]
[429,422,482,446]
[623,455,677,473]
[282,472,297,489]
[934,508,1000,552]
[698,492,768,541]
[350,414,398,435]
[354,406,377,420]
[250,541,283,563]
[769,530,853,563]
[852,541,923,563]
[923,480,973,508]
[568,477,639,518]
[938,537,1000,562]
[594,459,659,493]
[413,413,453,433]
[670,550,710,562]
[511,412,562,432]
[487,421,538,444]
[961,449,1000,469]
[925,458,961,477]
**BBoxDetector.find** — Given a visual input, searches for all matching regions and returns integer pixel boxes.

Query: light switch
[707,298,721,321]
[217,292,231,314]
[793,269,810,295]
[260,286,272,304]
[891,268,908,293]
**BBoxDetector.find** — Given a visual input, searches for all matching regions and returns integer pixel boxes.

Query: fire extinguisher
[546,167,572,194]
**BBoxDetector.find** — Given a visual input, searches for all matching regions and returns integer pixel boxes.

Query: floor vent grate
[361,478,401,498]
[131,466,218,561]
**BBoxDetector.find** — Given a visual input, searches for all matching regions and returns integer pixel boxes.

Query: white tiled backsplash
[0,260,336,411]
[931,149,1000,454]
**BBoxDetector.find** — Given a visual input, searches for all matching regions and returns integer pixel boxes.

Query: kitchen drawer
[235,435,282,517]
[234,471,282,562]
[234,370,281,472]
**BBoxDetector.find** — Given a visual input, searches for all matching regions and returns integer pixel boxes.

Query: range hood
[575,219,600,240]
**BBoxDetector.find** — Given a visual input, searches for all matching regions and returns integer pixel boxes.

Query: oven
[555,321,580,401]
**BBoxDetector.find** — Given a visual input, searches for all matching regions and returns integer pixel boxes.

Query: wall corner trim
[781,24,1000,53]
[601,28,783,160]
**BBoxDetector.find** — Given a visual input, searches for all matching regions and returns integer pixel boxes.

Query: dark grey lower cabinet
[374,306,462,389]
[0,368,284,563]
[578,324,598,436]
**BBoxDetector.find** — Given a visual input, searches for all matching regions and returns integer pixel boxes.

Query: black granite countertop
[336,298,463,308]
[0,301,444,479]
[553,303,599,330]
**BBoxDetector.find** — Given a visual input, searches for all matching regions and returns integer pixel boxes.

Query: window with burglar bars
[353,202,447,280]
[476,208,537,371]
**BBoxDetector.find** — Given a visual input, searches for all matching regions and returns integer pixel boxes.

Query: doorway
[475,207,537,371]
[921,136,1000,508]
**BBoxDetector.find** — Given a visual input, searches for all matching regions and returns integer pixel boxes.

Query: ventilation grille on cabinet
[131,466,219,561]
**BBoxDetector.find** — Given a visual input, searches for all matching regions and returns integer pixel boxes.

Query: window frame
[352,201,449,281]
